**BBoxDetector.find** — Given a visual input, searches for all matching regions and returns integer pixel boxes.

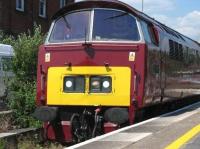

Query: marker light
[90,76,112,93]
[92,80,100,87]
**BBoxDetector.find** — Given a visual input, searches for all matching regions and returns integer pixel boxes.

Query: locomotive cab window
[49,10,91,42]
[92,9,140,41]
[48,9,140,43]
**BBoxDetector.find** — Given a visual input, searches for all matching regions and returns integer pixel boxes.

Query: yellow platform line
[165,124,200,149]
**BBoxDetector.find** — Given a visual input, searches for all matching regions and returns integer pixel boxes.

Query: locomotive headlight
[63,76,85,93]
[102,81,110,88]
[101,77,112,93]
[90,76,112,93]
[66,80,73,88]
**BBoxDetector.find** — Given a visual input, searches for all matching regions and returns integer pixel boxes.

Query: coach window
[92,9,140,41]
[1,57,12,72]
[16,0,24,12]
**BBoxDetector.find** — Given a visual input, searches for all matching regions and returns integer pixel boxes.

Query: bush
[7,79,41,128]
[0,139,6,149]
[1,26,44,128]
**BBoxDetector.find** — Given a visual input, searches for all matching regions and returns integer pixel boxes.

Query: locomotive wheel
[70,114,81,143]
[70,113,92,143]
[80,115,92,140]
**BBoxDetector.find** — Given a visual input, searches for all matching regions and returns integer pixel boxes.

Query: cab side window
[141,21,151,43]
[141,21,158,45]
[148,25,158,45]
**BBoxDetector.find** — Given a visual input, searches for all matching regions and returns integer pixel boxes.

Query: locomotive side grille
[47,67,131,106]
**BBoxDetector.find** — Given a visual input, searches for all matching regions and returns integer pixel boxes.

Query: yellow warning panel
[47,67,131,106]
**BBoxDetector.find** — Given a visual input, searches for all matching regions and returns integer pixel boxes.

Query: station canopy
[0,44,14,56]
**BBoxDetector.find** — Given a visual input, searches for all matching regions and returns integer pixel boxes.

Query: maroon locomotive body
[34,0,200,143]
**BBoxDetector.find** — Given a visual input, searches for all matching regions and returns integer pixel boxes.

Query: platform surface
[67,101,200,149]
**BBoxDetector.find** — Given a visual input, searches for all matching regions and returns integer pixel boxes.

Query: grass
[0,139,6,149]
[0,132,64,149]
[18,140,63,149]
[16,133,64,149]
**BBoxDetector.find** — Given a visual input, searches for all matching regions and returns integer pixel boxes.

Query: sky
[121,0,200,42]
[74,0,200,42]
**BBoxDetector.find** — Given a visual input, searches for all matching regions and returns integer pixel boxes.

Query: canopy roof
[0,44,14,56]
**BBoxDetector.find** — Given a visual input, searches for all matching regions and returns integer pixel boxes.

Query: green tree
[1,26,44,128]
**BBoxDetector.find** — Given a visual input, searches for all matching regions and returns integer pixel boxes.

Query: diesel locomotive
[34,0,200,143]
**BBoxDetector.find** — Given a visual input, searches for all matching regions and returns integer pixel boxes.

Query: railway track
[0,110,12,132]
[0,106,41,148]
[0,128,41,149]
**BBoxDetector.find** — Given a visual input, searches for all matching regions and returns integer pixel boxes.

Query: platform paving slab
[70,102,200,149]
[181,133,200,149]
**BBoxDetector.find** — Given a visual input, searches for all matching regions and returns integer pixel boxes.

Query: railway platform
[67,101,200,149]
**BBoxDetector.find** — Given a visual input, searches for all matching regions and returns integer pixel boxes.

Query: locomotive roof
[52,0,200,49]
[52,0,137,20]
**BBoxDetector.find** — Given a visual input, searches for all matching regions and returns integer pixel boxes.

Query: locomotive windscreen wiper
[104,12,128,20]
[62,16,71,29]
[83,27,95,58]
